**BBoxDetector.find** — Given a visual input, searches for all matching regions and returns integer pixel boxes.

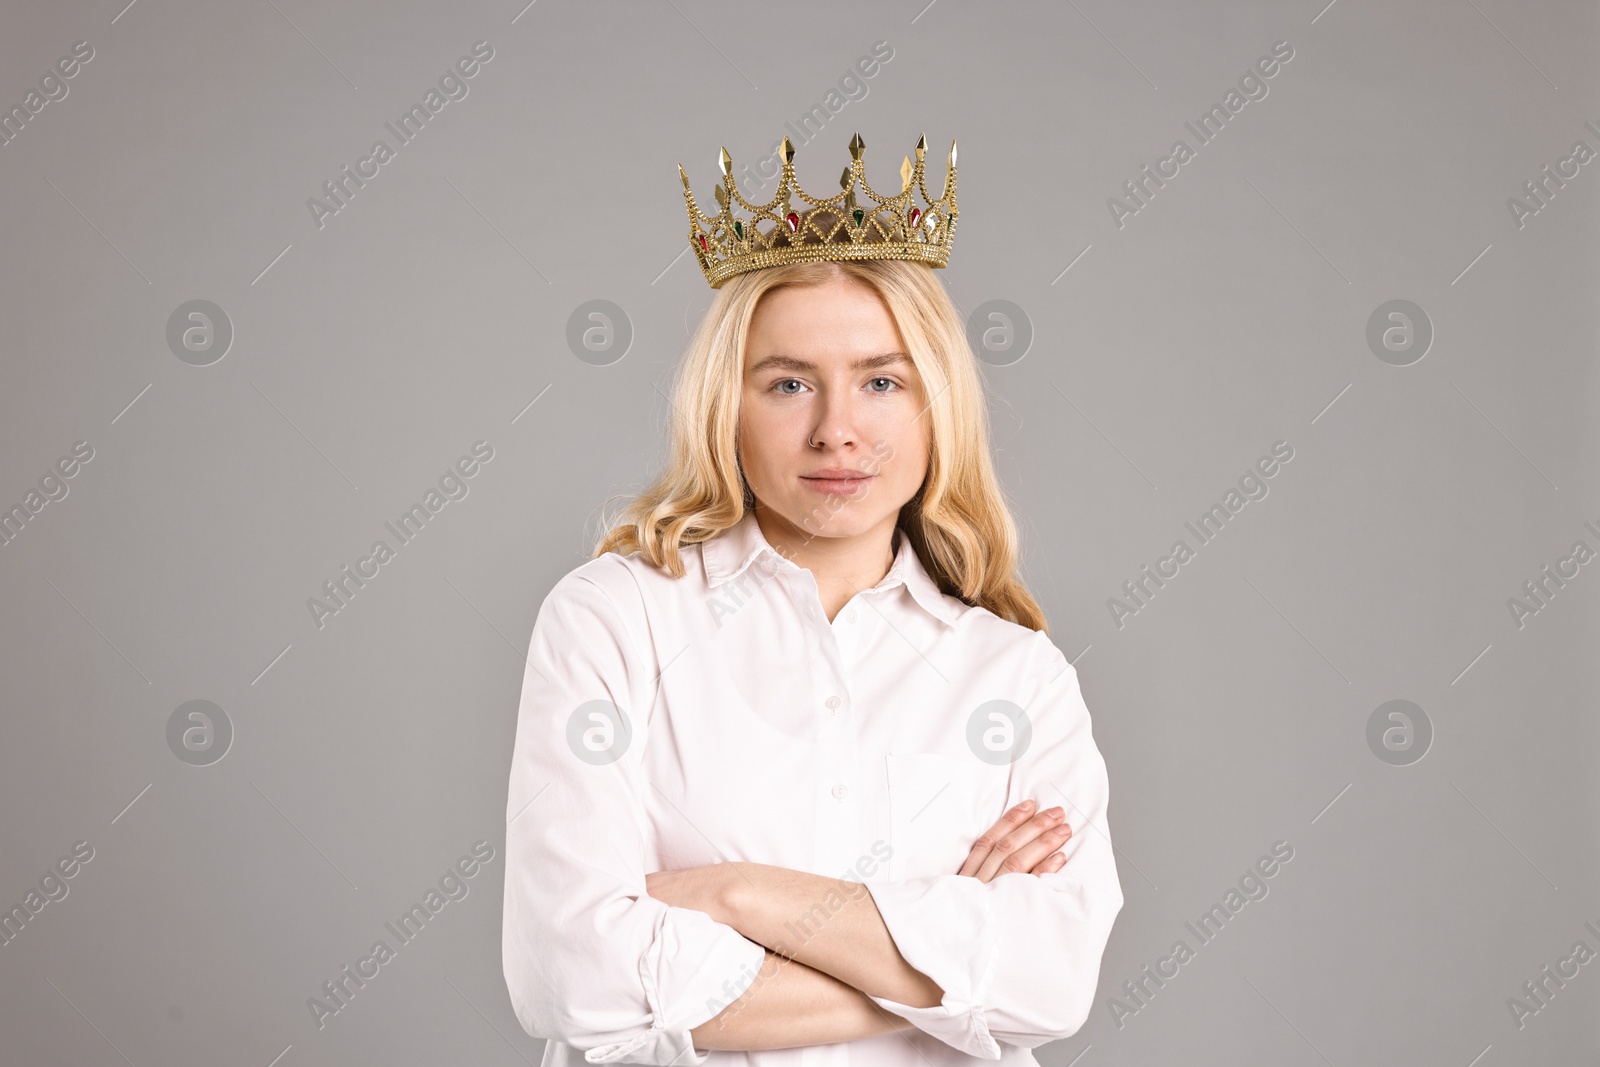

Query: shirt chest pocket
[884,752,1006,881]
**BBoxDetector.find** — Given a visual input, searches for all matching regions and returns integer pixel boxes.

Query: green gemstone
[852,208,864,227]
[734,219,743,239]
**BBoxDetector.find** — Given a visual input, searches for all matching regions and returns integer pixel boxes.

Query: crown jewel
[677,132,958,288]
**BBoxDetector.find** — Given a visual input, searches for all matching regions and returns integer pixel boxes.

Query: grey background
[1,1,1596,1064]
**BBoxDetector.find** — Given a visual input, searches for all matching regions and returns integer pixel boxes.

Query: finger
[998,824,1071,879]
[975,806,1063,879]
[1004,824,1072,877]
[979,815,1068,881]
[957,801,1037,877]
[958,801,1036,876]
[967,804,1057,881]
[1032,850,1067,876]
[977,808,1068,882]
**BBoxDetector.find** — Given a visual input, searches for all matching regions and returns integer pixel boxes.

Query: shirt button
[825,695,842,710]
[831,783,849,800]
[845,608,857,623]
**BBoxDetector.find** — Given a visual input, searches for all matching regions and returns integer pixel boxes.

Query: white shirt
[502,511,1124,1065]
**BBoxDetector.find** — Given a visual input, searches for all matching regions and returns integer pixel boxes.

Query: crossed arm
[643,798,1074,1054]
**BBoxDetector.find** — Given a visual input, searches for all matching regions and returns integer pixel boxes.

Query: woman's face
[737,274,932,541]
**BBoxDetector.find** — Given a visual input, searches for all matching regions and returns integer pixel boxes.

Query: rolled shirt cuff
[865,875,1003,1060]
[583,906,769,1065]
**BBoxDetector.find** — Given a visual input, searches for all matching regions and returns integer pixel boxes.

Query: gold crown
[678,132,958,288]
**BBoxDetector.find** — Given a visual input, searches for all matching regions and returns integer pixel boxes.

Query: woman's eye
[771,378,898,395]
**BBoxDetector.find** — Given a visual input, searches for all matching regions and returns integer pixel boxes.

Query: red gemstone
[785,212,800,232]
[908,207,922,227]
[697,234,708,251]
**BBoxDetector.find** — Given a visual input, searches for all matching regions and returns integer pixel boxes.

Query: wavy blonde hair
[593,218,1047,632]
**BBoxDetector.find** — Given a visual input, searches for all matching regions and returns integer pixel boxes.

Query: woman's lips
[800,474,872,496]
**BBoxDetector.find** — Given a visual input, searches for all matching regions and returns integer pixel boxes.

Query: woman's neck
[751,507,899,621]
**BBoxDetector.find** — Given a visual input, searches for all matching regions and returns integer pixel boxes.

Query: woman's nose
[808,394,862,449]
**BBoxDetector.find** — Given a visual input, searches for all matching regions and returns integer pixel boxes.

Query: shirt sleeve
[862,631,1126,1059]
[501,566,770,1065]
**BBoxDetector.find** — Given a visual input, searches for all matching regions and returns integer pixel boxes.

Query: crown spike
[849,132,865,161]
[950,139,957,168]
[678,164,691,194]
[916,132,926,158]
[718,147,732,176]
[780,136,795,165]
[899,155,913,193]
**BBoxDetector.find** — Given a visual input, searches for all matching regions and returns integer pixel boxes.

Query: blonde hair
[593,219,1047,632]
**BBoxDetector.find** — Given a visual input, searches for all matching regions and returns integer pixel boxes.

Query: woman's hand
[644,862,742,926]
[958,799,1072,882]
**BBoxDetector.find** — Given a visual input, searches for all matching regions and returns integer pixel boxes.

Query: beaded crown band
[678,132,958,288]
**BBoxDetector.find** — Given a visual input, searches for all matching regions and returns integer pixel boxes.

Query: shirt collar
[701,511,963,628]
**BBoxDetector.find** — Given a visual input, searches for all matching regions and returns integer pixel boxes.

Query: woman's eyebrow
[748,352,910,374]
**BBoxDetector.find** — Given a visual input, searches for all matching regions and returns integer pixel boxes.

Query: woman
[502,136,1124,1064]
